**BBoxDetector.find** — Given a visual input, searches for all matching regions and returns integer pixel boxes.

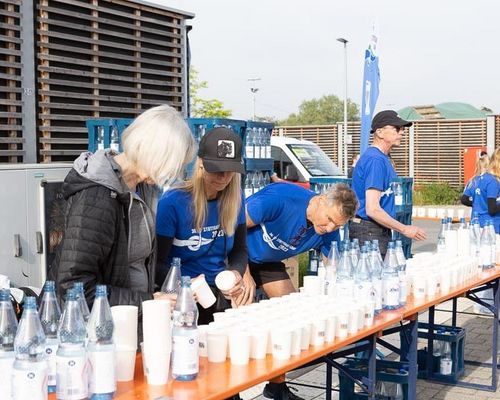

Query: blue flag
[360,38,380,154]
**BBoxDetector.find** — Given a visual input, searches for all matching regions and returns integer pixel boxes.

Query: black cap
[198,127,245,174]
[370,110,412,133]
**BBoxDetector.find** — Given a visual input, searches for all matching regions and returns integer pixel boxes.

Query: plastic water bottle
[369,244,383,315]
[110,125,119,152]
[446,217,453,231]
[265,129,272,159]
[336,242,354,299]
[487,221,497,265]
[354,246,372,301]
[73,282,90,323]
[96,126,105,151]
[39,281,61,394]
[325,241,339,296]
[382,242,401,310]
[57,289,88,400]
[0,288,18,398]
[480,221,495,269]
[440,342,453,375]
[172,276,199,381]
[12,296,48,400]
[437,219,447,254]
[244,173,254,198]
[161,257,182,294]
[263,171,271,186]
[87,285,115,399]
[395,240,407,307]
[470,216,481,258]
[393,181,403,206]
[317,255,326,295]
[351,238,361,260]
[245,128,254,159]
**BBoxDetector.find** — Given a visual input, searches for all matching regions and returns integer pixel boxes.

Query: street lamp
[337,37,348,175]
[248,77,261,121]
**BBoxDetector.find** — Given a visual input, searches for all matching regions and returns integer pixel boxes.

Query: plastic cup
[250,328,268,359]
[310,317,326,346]
[290,325,302,356]
[271,329,292,360]
[303,276,321,295]
[143,350,170,385]
[229,331,251,365]
[215,271,236,291]
[413,275,426,299]
[336,310,349,338]
[111,305,138,349]
[198,325,209,357]
[191,276,217,309]
[347,307,359,335]
[324,315,336,343]
[207,330,228,363]
[115,346,137,382]
[300,322,312,350]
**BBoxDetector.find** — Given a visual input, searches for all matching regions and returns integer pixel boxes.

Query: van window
[286,144,343,176]
[271,146,293,179]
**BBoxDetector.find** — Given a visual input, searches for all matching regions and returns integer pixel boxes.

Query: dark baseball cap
[198,127,245,174]
[370,110,412,133]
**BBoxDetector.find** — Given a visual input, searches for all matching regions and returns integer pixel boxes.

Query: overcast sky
[153,0,499,120]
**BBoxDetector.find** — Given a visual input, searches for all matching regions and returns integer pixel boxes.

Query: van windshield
[287,143,343,176]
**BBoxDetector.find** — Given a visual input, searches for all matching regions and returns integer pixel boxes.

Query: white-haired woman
[51,105,196,309]
[156,127,254,324]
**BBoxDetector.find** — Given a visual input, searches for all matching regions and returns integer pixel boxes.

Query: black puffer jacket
[50,150,157,309]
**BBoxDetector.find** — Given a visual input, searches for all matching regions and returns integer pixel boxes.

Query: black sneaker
[263,382,304,400]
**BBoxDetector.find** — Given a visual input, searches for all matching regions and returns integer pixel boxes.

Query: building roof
[398,102,488,120]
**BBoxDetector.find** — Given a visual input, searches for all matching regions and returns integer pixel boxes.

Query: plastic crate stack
[309,176,414,258]
[86,118,134,153]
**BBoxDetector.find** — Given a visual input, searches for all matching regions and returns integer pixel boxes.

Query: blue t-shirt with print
[463,172,500,232]
[246,183,340,263]
[156,189,245,285]
[352,146,397,220]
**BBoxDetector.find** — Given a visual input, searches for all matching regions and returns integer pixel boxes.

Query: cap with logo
[370,110,412,133]
[198,127,245,174]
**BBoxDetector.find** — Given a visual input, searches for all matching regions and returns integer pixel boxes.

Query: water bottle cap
[396,240,403,246]
[73,282,84,291]
[180,276,191,286]
[360,245,367,253]
[0,288,10,301]
[172,257,181,267]
[352,238,359,245]
[460,217,465,222]
[66,288,77,301]
[24,296,37,310]
[95,285,107,297]
[44,280,56,292]
[372,239,379,245]
[387,241,395,249]
[441,218,446,223]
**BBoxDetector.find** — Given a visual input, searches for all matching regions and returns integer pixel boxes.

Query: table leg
[367,334,377,400]
[407,315,418,400]
[491,278,499,391]
[325,358,333,400]
[452,297,457,327]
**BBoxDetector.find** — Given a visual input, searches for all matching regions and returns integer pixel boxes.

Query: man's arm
[365,189,427,240]
[246,209,257,228]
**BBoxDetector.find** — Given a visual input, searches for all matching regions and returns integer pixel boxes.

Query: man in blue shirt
[351,110,427,256]
[246,182,357,298]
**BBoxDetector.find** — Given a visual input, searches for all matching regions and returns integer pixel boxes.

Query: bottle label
[245,145,254,159]
[45,341,58,387]
[480,245,493,266]
[56,354,88,400]
[398,272,407,303]
[88,348,116,394]
[395,195,403,206]
[356,281,372,301]
[172,330,199,376]
[12,364,48,400]
[440,358,453,375]
[244,188,253,199]
[0,355,15,398]
[383,276,400,307]
[336,281,354,298]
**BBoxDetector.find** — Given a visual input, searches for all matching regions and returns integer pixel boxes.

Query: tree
[280,95,359,126]
[189,67,232,118]
[480,106,493,114]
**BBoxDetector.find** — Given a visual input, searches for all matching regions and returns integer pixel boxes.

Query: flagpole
[337,37,349,175]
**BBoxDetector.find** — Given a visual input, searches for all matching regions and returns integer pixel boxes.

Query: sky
[152,0,499,121]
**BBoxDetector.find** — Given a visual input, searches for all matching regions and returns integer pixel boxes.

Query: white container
[115,347,137,382]
[215,271,236,291]
[250,328,268,360]
[191,276,217,309]
[271,329,292,360]
[229,331,251,365]
[207,330,228,363]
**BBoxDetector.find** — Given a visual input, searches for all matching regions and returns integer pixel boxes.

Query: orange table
[48,267,500,400]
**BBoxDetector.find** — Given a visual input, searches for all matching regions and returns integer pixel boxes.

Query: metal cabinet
[0,164,71,289]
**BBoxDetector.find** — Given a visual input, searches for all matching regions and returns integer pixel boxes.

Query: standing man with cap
[350,110,427,257]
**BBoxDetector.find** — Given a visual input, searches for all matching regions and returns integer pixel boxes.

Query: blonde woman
[51,104,196,308]
[156,127,252,324]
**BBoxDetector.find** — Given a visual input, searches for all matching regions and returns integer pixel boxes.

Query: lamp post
[337,37,348,175]
[248,77,261,121]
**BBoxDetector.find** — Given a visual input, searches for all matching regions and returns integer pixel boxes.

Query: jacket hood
[63,150,125,199]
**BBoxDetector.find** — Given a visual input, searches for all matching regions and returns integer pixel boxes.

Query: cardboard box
[283,256,299,290]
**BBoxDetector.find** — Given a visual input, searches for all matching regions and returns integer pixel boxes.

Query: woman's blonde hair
[121,105,196,186]
[488,148,500,180]
[182,158,242,236]
[474,152,490,177]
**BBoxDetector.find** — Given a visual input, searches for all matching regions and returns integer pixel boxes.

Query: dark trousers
[349,218,391,258]
[197,286,231,325]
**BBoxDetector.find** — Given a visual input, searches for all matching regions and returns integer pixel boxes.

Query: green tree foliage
[190,67,232,118]
[280,95,359,126]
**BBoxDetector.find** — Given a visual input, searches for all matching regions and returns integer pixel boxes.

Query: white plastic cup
[207,330,228,363]
[364,301,375,327]
[426,274,437,297]
[250,328,268,360]
[271,329,292,360]
[413,275,426,299]
[324,315,336,343]
[336,311,349,338]
[111,305,138,349]
[142,300,171,352]
[300,322,312,350]
[290,325,302,356]
[198,325,209,357]
[310,317,326,346]
[303,276,322,295]
[215,271,236,291]
[229,331,251,365]
[191,276,217,309]
[115,346,137,382]
[144,350,170,386]
[348,308,359,335]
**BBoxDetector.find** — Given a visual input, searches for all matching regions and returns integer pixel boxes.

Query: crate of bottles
[339,358,409,400]
[244,121,274,171]
[186,118,246,142]
[86,118,132,153]
[310,177,351,193]
[400,323,465,383]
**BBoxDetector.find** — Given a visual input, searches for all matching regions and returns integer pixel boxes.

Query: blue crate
[186,118,246,142]
[245,159,274,172]
[310,177,351,193]
[339,358,409,400]
[86,119,115,152]
[400,323,465,384]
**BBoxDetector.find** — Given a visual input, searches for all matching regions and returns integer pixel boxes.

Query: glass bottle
[0,288,18,398]
[354,246,372,301]
[73,282,90,323]
[395,240,407,307]
[382,242,401,310]
[161,257,182,294]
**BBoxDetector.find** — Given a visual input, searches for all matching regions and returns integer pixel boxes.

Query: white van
[271,136,344,189]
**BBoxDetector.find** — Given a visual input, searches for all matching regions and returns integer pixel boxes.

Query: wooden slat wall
[0,0,24,162]
[36,0,188,162]
[276,119,485,188]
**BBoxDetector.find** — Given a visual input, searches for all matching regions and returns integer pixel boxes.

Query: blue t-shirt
[246,183,340,263]
[352,147,397,220]
[156,189,246,285]
[463,173,500,232]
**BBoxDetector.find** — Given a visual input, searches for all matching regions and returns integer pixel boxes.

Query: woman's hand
[236,267,256,306]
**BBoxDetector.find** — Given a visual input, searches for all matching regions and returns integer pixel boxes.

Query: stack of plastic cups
[142,299,171,385]
[111,305,138,382]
